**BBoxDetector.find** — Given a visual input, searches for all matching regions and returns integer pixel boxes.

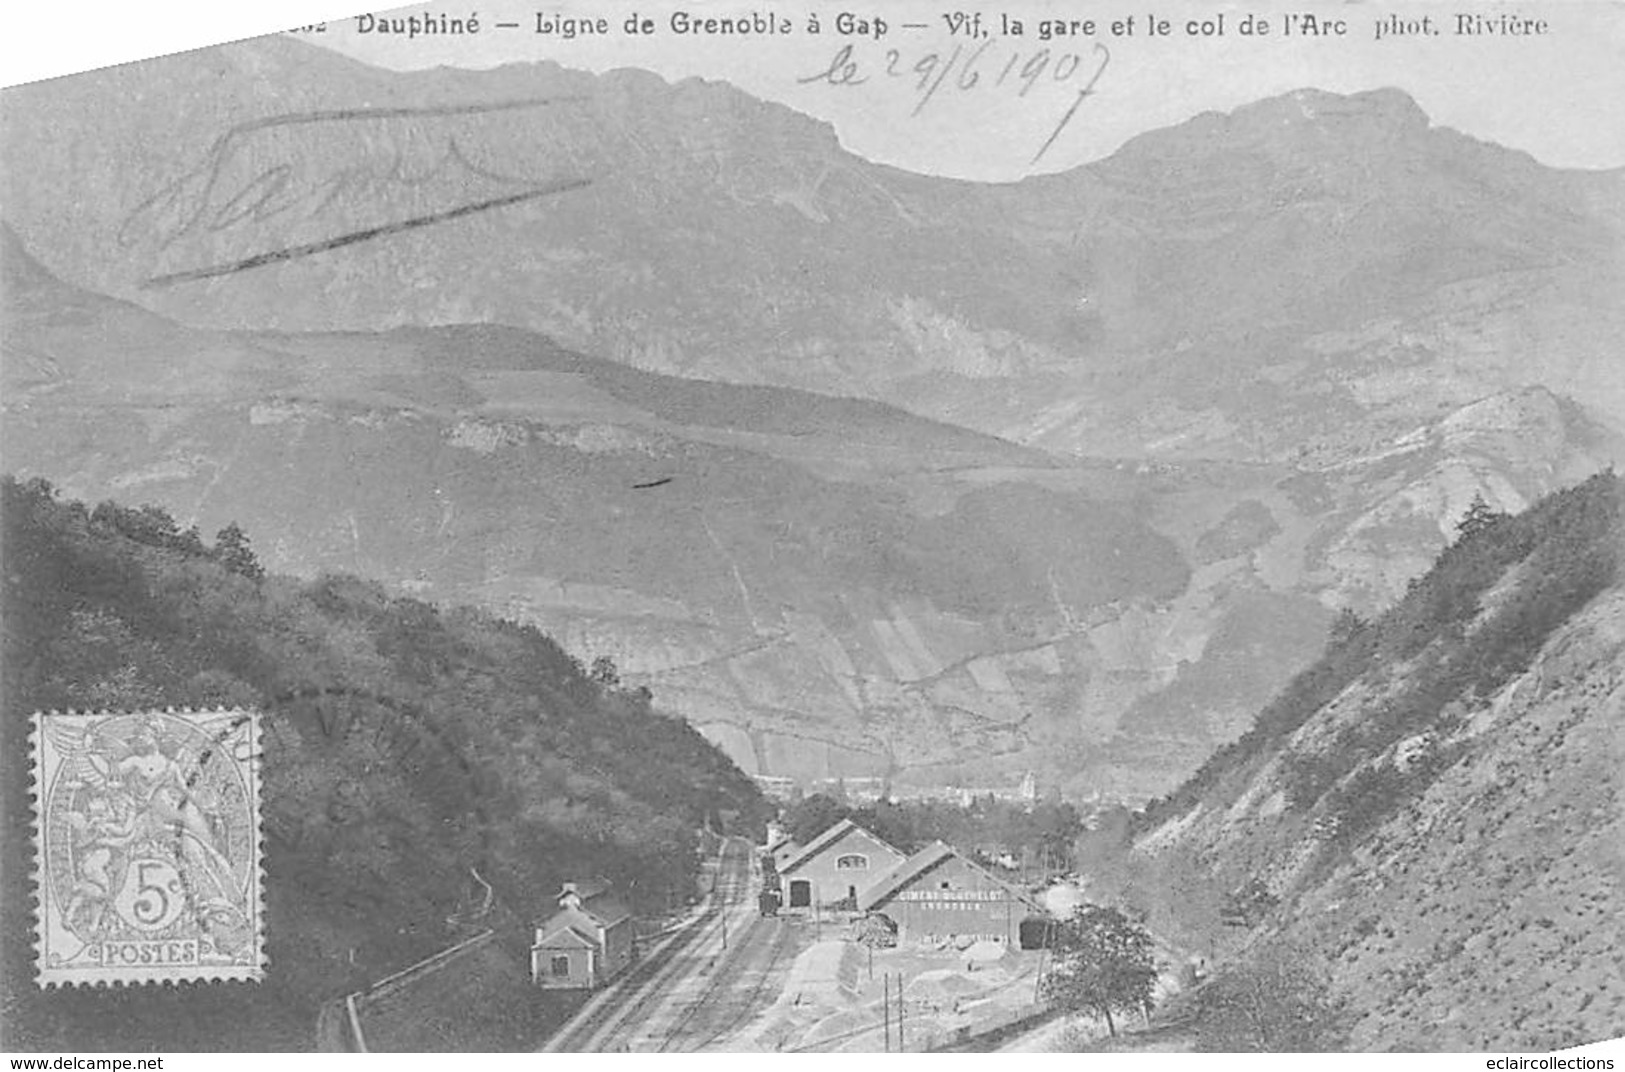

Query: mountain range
[2,35,1620,799]
[5,36,1621,461]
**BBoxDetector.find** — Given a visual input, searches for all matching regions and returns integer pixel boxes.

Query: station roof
[778,818,902,875]
[533,923,598,951]
[858,841,1044,913]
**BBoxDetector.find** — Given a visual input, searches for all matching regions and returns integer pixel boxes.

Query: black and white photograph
[1,0,1621,1055]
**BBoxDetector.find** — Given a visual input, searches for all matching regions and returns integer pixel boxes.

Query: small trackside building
[530,879,635,989]
[775,818,907,911]
[857,841,1048,948]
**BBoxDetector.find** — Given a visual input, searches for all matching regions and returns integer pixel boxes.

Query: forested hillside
[1081,470,1624,1050]
[0,476,767,1049]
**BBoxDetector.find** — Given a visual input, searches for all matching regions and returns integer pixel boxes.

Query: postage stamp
[32,708,264,986]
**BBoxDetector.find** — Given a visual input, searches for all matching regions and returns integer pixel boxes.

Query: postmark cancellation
[32,708,264,986]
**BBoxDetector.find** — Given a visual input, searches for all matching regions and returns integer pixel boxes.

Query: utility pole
[897,972,906,1051]
[883,973,891,1052]
[720,842,730,950]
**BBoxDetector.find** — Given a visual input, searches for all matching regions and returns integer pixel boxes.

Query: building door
[847,885,857,901]
[789,879,811,908]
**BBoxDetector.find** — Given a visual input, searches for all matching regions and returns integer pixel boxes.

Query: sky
[5,1,1624,181]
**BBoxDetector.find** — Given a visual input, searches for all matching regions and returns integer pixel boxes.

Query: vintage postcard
[1,0,1621,1055]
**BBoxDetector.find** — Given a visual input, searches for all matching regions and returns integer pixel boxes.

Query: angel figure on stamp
[115,723,251,950]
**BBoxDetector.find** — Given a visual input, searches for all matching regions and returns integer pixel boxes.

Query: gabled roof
[858,841,1041,913]
[857,841,954,911]
[779,818,901,875]
[579,895,632,929]
[533,923,598,951]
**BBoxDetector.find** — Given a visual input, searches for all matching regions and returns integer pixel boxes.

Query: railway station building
[530,878,635,989]
[775,818,908,910]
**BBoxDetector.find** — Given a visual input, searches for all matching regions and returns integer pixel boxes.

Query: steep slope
[0,478,767,1049]
[3,38,1621,463]
[1114,472,1624,1050]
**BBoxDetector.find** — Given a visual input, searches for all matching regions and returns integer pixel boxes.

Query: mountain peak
[1241,85,1428,129]
[1108,85,1431,166]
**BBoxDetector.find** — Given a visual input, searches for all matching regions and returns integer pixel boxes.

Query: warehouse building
[775,818,908,910]
[857,841,1048,948]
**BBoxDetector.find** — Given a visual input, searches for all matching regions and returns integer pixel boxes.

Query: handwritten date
[797,40,1110,163]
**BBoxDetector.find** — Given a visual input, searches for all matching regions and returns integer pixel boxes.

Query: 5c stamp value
[33,708,264,986]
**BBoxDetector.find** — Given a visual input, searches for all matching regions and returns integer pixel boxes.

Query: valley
[3,37,1621,798]
[3,22,1623,1056]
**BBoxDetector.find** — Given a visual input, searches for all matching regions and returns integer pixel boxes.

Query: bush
[1190,947,1350,1051]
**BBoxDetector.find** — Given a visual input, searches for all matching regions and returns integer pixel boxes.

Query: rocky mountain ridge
[4,222,1616,798]
[4,37,1622,465]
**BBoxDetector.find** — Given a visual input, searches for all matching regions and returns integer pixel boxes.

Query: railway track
[657,910,800,1052]
[542,837,753,1052]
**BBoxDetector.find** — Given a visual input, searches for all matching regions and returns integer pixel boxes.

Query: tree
[1029,800,1083,858]
[783,792,849,844]
[850,799,917,853]
[1042,904,1159,1036]
[1327,606,1367,648]
[589,654,621,688]
[214,522,265,581]
[1191,946,1349,1051]
[1455,492,1504,543]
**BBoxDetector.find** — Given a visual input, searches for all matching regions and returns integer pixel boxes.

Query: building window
[940,881,952,890]
[836,853,869,870]
[550,955,570,977]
